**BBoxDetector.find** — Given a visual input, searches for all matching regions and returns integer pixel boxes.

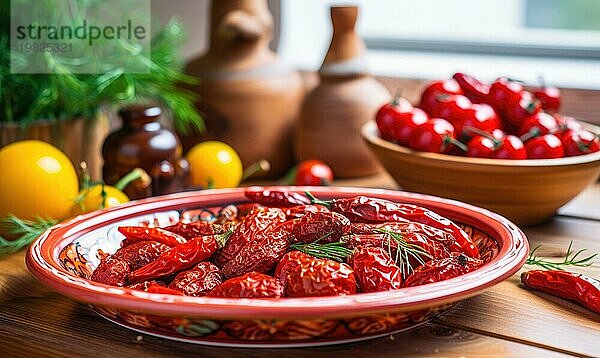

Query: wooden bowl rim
[362,121,600,167]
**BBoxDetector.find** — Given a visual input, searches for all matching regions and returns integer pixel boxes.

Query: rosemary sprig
[376,228,433,279]
[0,215,57,256]
[525,241,597,271]
[291,241,353,263]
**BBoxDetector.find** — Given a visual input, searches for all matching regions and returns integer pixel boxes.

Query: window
[278,0,600,89]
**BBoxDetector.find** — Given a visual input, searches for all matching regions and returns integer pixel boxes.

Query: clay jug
[182,0,304,177]
[102,105,190,199]
[294,6,390,178]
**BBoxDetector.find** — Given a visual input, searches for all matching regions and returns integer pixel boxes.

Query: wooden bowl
[362,121,600,226]
[26,187,527,347]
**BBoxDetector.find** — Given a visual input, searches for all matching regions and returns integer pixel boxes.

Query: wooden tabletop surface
[1,174,599,357]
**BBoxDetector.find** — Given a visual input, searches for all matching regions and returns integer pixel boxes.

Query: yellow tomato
[74,185,129,215]
[186,141,243,189]
[0,140,79,220]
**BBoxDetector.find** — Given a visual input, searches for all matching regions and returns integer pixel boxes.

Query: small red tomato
[208,272,283,298]
[534,86,561,112]
[554,114,583,134]
[488,77,524,112]
[452,72,490,104]
[495,135,527,159]
[429,94,472,125]
[90,257,130,286]
[456,103,501,137]
[275,251,357,297]
[504,91,542,127]
[419,79,463,115]
[562,130,600,157]
[112,241,170,271]
[348,246,403,292]
[403,254,483,287]
[525,134,565,159]
[294,160,334,186]
[376,104,429,146]
[518,112,560,138]
[491,128,506,140]
[169,262,223,297]
[466,136,497,158]
[408,118,467,154]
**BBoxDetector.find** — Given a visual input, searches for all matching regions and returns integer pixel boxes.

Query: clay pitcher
[294,6,390,178]
[183,0,304,177]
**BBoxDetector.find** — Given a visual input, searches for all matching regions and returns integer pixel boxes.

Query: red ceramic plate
[26,187,528,347]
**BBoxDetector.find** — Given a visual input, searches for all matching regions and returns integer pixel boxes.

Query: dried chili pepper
[208,272,283,298]
[128,231,231,283]
[521,270,600,314]
[244,188,311,207]
[274,251,357,297]
[213,207,286,267]
[118,227,187,247]
[348,246,403,292]
[283,204,330,219]
[169,262,223,297]
[222,220,294,278]
[163,221,222,239]
[306,192,479,258]
[111,241,170,270]
[291,211,350,244]
[403,254,483,287]
[90,256,130,286]
[129,281,183,295]
[348,222,454,259]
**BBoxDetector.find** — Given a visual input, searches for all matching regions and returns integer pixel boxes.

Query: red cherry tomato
[554,114,583,134]
[518,112,560,138]
[562,130,600,157]
[525,134,564,159]
[419,79,463,115]
[376,100,428,145]
[429,94,472,125]
[534,86,561,112]
[504,91,542,127]
[466,136,497,158]
[294,160,334,186]
[488,77,524,112]
[491,128,506,140]
[456,103,501,138]
[452,72,490,104]
[409,118,467,154]
[495,135,527,159]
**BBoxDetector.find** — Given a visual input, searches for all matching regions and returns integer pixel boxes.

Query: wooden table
[1,174,599,357]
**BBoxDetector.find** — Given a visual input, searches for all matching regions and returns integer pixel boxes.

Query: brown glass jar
[102,105,190,199]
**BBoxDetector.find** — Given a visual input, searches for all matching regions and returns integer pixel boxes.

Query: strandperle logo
[10,0,151,74]
[15,20,147,46]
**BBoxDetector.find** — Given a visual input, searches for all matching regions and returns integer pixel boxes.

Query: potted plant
[0,1,203,178]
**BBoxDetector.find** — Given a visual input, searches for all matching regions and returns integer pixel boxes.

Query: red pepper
[307,193,479,258]
[290,211,351,244]
[283,204,330,219]
[128,234,227,283]
[452,72,490,104]
[118,227,187,247]
[169,262,223,296]
[221,220,294,278]
[521,270,600,314]
[90,256,130,286]
[208,272,283,298]
[111,241,170,270]
[163,221,222,239]
[244,188,311,207]
[348,246,403,292]
[403,254,483,287]
[213,207,286,267]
